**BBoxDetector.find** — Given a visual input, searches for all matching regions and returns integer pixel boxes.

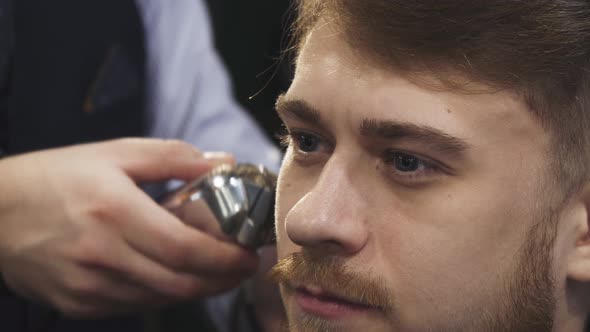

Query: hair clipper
[161,163,277,248]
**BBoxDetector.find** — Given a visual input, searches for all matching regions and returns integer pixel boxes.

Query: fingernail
[203,151,233,160]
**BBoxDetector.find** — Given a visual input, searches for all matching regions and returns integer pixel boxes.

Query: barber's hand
[0,138,258,318]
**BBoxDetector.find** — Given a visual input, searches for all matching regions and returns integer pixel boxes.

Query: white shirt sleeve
[136,0,282,171]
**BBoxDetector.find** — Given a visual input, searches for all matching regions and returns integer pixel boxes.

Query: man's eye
[393,153,421,172]
[383,151,442,184]
[292,132,321,153]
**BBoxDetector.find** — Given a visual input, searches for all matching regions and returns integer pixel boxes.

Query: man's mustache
[268,251,395,313]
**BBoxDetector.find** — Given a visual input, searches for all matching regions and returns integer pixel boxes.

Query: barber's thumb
[110,139,235,182]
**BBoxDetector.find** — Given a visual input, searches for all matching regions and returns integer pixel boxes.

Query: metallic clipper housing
[161,163,277,248]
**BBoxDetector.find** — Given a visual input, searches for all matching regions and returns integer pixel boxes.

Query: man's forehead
[290,23,548,151]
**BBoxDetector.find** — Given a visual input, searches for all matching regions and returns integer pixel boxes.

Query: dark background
[205,0,294,146]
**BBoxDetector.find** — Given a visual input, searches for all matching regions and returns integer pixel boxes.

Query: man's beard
[486,216,557,332]
[270,216,557,332]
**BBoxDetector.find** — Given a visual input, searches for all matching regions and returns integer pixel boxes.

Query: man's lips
[293,284,379,319]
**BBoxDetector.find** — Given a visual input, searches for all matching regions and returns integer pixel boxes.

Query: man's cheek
[275,165,299,252]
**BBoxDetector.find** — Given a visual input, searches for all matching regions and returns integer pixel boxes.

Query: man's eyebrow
[275,94,322,124]
[360,119,470,155]
[275,95,469,155]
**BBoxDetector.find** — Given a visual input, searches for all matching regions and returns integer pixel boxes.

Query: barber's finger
[56,270,249,318]
[72,268,243,310]
[169,197,231,242]
[81,234,218,300]
[119,189,258,275]
[65,270,161,314]
[102,138,235,182]
[183,274,248,298]
[52,273,160,318]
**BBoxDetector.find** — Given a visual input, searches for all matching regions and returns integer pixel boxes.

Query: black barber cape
[0,0,217,331]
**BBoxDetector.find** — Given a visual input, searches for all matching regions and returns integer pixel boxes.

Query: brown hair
[290,0,590,201]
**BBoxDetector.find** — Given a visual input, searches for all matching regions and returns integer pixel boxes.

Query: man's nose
[284,159,369,256]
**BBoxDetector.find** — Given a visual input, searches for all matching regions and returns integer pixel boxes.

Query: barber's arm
[0,138,258,317]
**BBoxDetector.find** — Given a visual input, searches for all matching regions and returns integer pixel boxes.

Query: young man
[270,1,590,331]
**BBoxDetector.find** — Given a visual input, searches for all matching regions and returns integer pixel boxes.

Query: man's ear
[568,183,590,282]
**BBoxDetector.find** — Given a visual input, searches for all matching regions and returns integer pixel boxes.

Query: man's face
[272,23,565,332]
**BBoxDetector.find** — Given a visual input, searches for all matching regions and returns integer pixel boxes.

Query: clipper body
[162,164,277,248]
